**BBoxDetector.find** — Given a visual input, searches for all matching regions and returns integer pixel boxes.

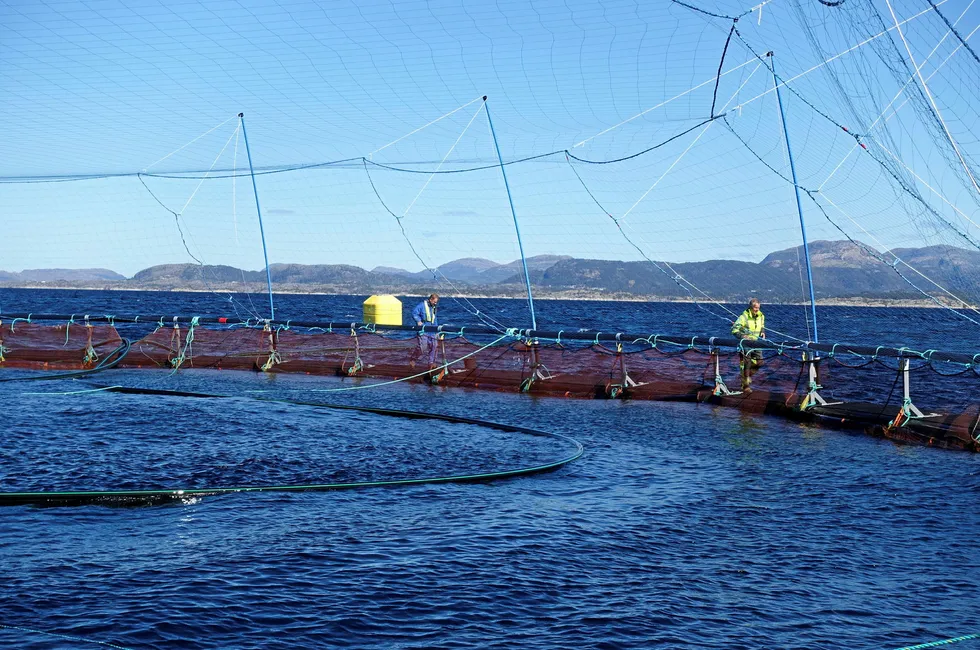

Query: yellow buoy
[363,294,402,326]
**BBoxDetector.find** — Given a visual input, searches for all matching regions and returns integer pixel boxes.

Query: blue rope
[64,315,76,345]
[9,314,32,331]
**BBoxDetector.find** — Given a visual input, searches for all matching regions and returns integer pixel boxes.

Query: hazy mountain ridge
[1,268,125,282]
[370,255,571,284]
[1,241,976,302]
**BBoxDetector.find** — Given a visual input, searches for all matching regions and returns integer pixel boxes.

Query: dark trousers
[739,349,762,390]
[417,333,438,366]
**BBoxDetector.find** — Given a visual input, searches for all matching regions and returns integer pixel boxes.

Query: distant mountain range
[0,268,126,283]
[2,241,977,304]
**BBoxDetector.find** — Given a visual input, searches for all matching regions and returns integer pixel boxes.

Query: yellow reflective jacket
[732,309,764,340]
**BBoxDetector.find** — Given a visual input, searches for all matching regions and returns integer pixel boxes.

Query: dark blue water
[1,287,976,352]
[1,289,979,649]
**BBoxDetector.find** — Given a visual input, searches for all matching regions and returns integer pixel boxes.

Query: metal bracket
[896,358,938,422]
[712,351,734,396]
[800,354,842,410]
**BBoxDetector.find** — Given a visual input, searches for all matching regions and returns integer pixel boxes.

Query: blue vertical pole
[238,112,275,321]
[771,56,819,342]
[484,97,537,331]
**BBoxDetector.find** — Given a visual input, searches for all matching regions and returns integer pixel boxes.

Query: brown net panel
[120,326,277,371]
[1,323,977,450]
[0,322,123,369]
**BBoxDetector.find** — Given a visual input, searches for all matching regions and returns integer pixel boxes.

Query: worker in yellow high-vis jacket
[731,298,765,393]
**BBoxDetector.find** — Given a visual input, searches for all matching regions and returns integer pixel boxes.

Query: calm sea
[1,288,978,649]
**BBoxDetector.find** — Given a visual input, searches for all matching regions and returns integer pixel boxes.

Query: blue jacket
[412,300,438,327]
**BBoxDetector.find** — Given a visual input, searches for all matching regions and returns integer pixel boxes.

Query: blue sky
[1,0,978,280]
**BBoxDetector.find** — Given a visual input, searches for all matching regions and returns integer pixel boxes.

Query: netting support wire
[771,54,819,343]
[238,113,276,321]
[884,0,980,198]
[485,97,537,330]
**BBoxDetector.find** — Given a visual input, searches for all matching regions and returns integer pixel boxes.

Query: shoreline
[0,283,971,309]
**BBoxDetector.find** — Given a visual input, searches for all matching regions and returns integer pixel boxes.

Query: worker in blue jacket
[411,294,440,368]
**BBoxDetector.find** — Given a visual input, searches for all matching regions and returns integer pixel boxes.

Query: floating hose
[0,384,584,507]
[0,338,132,383]
[894,633,980,650]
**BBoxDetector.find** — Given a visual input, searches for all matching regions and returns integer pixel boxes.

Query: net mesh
[1,0,979,450]
[3,319,976,449]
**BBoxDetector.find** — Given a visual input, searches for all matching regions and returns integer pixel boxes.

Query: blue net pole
[238,112,276,321]
[484,97,538,331]
[771,56,819,342]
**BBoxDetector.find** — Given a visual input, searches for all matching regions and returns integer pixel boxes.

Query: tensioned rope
[573,58,758,149]
[884,0,980,198]
[618,58,767,221]
[818,4,978,192]
[141,114,240,172]
[726,1,950,114]
[927,0,980,64]
[136,121,267,324]
[377,101,525,329]
[0,2,955,187]
[565,59,810,343]
[399,100,487,218]
[729,23,980,254]
[362,161,509,333]
[368,95,487,159]
[230,119,263,319]
[719,95,980,325]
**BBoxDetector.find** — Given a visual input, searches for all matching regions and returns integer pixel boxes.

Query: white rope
[142,114,239,172]
[233,124,240,245]
[620,122,714,221]
[750,0,773,25]
[621,61,764,221]
[873,139,980,237]
[178,124,242,215]
[574,58,758,149]
[882,22,980,123]
[365,101,510,332]
[310,332,512,393]
[818,13,979,192]
[732,2,947,113]
[368,95,486,159]
[818,192,980,322]
[884,0,980,198]
[594,62,813,340]
[401,101,486,219]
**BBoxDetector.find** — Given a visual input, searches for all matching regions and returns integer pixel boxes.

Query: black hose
[0,338,131,383]
[0,383,584,507]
